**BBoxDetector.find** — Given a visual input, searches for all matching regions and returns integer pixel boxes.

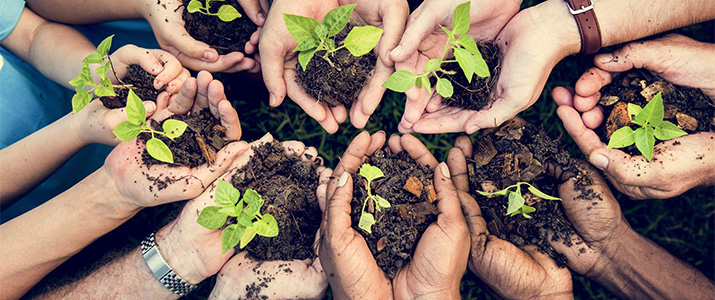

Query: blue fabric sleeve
[0,0,25,41]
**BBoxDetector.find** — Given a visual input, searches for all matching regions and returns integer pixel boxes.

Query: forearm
[31,248,177,300]
[25,0,143,24]
[589,228,715,299]
[0,169,137,299]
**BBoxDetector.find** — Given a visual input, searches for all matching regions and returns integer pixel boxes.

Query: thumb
[593,42,661,73]
[389,5,443,62]
[589,148,655,187]
[158,22,218,63]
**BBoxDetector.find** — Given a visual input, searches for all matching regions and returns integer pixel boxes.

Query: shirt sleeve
[0,0,25,41]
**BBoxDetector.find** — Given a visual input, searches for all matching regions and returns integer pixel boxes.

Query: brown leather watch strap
[565,0,602,55]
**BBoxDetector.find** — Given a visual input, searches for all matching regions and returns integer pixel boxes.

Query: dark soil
[182,0,256,55]
[350,149,439,279]
[438,41,500,111]
[296,23,377,108]
[100,64,161,108]
[596,69,714,156]
[466,119,595,267]
[139,108,228,168]
[230,141,322,262]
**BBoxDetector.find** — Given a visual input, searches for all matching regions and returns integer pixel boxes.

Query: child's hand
[108,45,191,98]
[71,99,157,147]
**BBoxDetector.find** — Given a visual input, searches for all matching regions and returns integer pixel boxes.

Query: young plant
[69,35,121,113]
[607,92,687,162]
[477,182,561,219]
[197,179,279,253]
[112,90,188,164]
[382,1,489,98]
[283,4,384,71]
[357,163,391,233]
[187,0,242,22]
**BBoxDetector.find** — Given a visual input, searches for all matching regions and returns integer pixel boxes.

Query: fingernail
[376,130,386,137]
[467,125,480,134]
[597,53,614,64]
[269,93,277,106]
[590,153,609,170]
[439,162,451,178]
[259,132,273,143]
[144,101,156,113]
[257,13,266,24]
[203,51,216,62]
[152,64,163,73]
[390,45,403,57]
[337,172,349,188]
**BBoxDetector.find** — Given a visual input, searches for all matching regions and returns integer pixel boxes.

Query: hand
[72,99,156,146]
[553,87,715,199]
[445,138,574,299]
[390,0,520,133]
[109,45,190,97]
[140,0,266,73]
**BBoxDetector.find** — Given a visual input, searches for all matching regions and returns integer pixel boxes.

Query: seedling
[70,35,125,113]
[607,92,687,162]
[357,163,391,233]
[112,90,188,164]
[477,182,561,219]
[187,0,242,22]
[283,4,383,71]
[382,1,489,98]
[197,179,279,253]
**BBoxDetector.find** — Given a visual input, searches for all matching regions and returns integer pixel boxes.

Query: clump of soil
[296,23,377,108]
[100,64,161,108]
[350,149,439,279]
[230,141,322,261]
[139,108,228,168]
[596,69,714,156]
[182,0,256,55]
[466,119,595,267]
[438,41,500,111]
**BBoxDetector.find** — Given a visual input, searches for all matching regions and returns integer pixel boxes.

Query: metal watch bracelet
[141,232,198,296]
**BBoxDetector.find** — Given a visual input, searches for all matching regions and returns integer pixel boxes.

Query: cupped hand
[554,87,715,199]
[73,99,156,146]
[110,45,191,97]
[140,0,266,73]
[391,0,520,133]
[446,140,574,299]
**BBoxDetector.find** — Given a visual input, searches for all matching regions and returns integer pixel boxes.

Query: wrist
[93,166,143,219]
[154,221,209,285]
[533,0,583,57]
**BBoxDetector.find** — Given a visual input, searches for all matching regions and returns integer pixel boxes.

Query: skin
[320,132,469,299]
[552,34,715,199]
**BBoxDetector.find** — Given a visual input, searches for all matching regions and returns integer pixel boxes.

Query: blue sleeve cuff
[0,0,26,41]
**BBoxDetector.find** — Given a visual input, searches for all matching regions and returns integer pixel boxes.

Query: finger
[193,71,213,113]
[400,134,438,169]
[330,105,348,124]
[327,172,354,234]
[552,86,575,107]
[172,50,248,73]
[447,147,469,193]
[387,133,403,153]
[150,49,183,90]
[163,67,191,96]
[573,67,613,105]
[367,131,386,156]
[454,135,473,157]
[302,147,319,163]
[206,79,227,117]
[162,77,197,118]
[389,5,441,62]
[463,97,525,134]
[588,148,656,187]
[377,2,409,66]
[327,132,372,199]
[556,105,605,157]
[236,0,266,26]
[351,64,387,128]
[259,29,291,108]
[433,162,464,221]
[581,107,604,130]
[218,100,242,140]
[283,140,307,157]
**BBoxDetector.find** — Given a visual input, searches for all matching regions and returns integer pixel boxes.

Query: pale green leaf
[238,212,253,227]
[162,119,187,139]
[146,137,174,163]
[187,0,203,13]
[283,13,320,43]
[382,70,417,93]
[627,103,642,120]
[242,189,264,217]
[359,163,384,182]
[358,212,375,233]
[294,36,318,52]
[452,1,471,35]
[298,48,316,71]
[322,4,356,36]
[216,179,240,207]
[95,65,110,80]
[345,26,383,57]
[436,77,454,98]
[112,121,142,142]
[71,90,92,113]
[84,53,104,65]
[217,5,241,22]
[424,58,441,74]
[438,24,454,42]
[197,206,228,230]
[421,76,431,92]
[506,192,525,216]
[94,77,115,97]
[252,214,279,237]
[477,187,509,196]
[239,226,257,248]
[522,205,536,213]
[96,35,114,57]
[454,48,474,83]
[606,126,636,149]
[314,23,329,38]
[222,224,244,253]
[126,90,146,125]
[635,92,664,127]
[219,206,241,217]
[457,34,478,54]
[374,195,391,210]
[69,74,85,88]
[654,121,687,140]
[472,51,490,78]
[526,184,561,201]
[635,127,655,162]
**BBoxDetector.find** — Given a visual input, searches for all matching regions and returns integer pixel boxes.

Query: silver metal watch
[141,232,198,296]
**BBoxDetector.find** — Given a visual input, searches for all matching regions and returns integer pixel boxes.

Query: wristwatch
[141,232,198,296]
[564,0,602,55]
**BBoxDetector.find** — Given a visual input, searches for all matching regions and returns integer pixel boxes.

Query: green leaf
[420,76,431,92]
[424,58,441,74]
[477,187,509,196]
[506,191,525,216]
[239,226,257,248]
[187,0,204,13]
[146,137,174,163]
[526,184,561,201]
[96,35,114,57]
[522,205,536,213]
[373,195,391,210]
[238,212,253,227]
[358,212,375,233]
[217,5,241,22]
[298,48,316,71]
[635,92,664,127]
[438,24,454,42]
[126,90,146,125]
[95,77,115,97]
[84,53,104,65]
[654,121,687,140]
[253,214,279,237]
[359,163,384,182]
[452,1,471,35]
[294,36,319,52]
[162,119,187,139]
[69,74,85,88]
[221,224,244,253]
[635,127,655,162]
[113,121,142,142]
[382,70,417,93]
[435,77,454,98]
[71,90,92,113]
[606,126,636,149]
[197,206,228,230]
[344,26,383,57]
[215,179,240,207]
[95,65,109,80]
[219,206,241,217]
[472,52,490,78]
[242,189,264,217]
[627,103,642,120]
[457,34,478,54]
[322,4,356,36]
[314,23,329,38]
[454,48,474,83]
[283,14,320,43]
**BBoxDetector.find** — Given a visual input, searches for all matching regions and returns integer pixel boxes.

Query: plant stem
[107,56,127,86]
